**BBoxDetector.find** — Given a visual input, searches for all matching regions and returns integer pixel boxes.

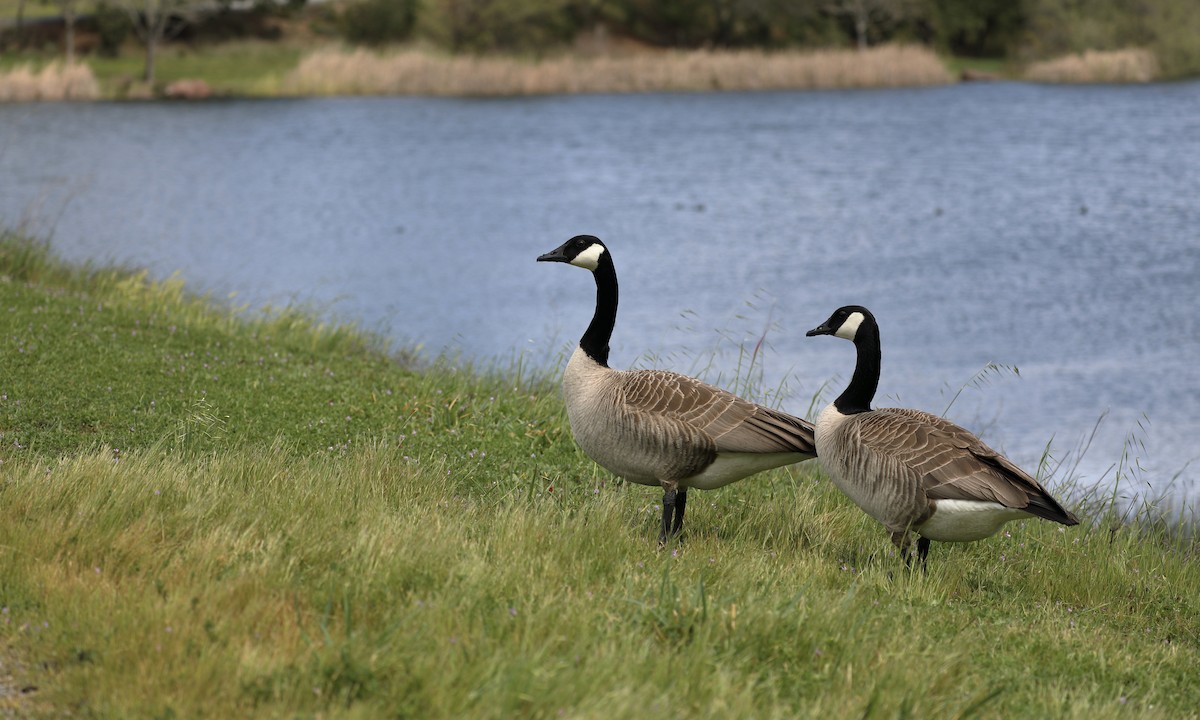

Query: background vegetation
[2,0,1200,92]
[281,44,950,96]
[2,233,1198,718]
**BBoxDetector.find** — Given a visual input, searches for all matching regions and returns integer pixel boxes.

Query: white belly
[918,500,1031,542]
[684,452,807,490]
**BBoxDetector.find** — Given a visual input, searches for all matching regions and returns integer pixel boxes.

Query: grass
[944,55,1015,79]
[86,40,306,95]
[1,40,306,97]
[1024,48,1160,83]
[0,0,73,21]
[1,39,309,97]
[2,41,950,99]
[283,44,952,97]
[0,60,98,100]
[1,231,1198,718]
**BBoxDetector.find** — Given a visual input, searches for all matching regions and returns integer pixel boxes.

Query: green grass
[1,232,1198,718]
[0,0,74,21]
[0,40,305,96]
[87,40,306,94]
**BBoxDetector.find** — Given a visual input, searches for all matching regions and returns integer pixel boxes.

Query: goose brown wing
[619,369,816,456]
[856,408,1077,524]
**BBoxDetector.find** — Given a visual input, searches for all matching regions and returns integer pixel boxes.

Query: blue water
[2,82,1199,501]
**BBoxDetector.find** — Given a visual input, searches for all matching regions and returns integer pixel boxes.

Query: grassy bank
[1,42,951,100]
[1,233,1198,718]
[86,40,307,97]
[0,40,304,99]
[4,41,1187,102]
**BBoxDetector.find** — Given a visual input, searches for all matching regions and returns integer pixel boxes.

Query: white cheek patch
[835,311,864,340]
[570,243,606,271]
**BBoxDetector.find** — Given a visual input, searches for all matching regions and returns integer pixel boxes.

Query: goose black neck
[580,253,618,366]
[835,319,880,414]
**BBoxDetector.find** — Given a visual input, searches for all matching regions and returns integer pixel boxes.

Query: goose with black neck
[806,305,1079,568]
[537,235,817,544]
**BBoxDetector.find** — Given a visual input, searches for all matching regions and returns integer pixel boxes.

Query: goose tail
[1024,492,1080,526]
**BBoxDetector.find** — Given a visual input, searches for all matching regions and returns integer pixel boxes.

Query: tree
[419,0,577,53]
[48,0,82,63]
[13,0,28,48]
[926,0,1027,57]
[825,0,915,49]
[114,0,202,84]
[339,0,419,46]
[1146,0,1200,77]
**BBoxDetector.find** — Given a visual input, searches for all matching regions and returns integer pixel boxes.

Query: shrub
[339,0,419,46]
[1146,0,1200,78]
[92,1,132,58]
[283,44,951,96]
[1024,47,1159,82]
[417,0,578,54]
[0,62,101,101]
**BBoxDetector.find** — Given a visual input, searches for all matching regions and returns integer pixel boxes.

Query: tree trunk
[144,33,157,84]
[16,0,26,48]
[64,6,77,64]
[855,0,868,50]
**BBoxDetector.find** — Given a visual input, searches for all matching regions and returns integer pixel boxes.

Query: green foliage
[1145,0,1200,78]
[925,0,1028,56]
[338,0,419,46]
[418,0,579,54]
[182,2,292,44]
[1,234,1198,717]
[1015,0,1200,76]
[92,1,132,57]
[1020,0,1153,57]
[8,0,1200,79]
[606,0,839,49]
[607,0,720,47]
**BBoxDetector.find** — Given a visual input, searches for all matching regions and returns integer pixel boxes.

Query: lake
[2,82,1198,503]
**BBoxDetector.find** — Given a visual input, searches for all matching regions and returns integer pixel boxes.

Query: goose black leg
[659,488,678,545]
[916,536,931,572]
[670,489,688,537]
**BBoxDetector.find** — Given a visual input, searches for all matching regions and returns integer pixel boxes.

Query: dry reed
[0,62,100,102]
[1024,48,1160,83]
[283,44,951,97]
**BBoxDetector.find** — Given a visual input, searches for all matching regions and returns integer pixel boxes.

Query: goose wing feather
[619,369,816,456]
[854,408,1077,523]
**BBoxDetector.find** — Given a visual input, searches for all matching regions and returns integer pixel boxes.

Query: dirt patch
[0,648,37,718]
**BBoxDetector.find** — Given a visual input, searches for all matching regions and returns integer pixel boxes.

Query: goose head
[806,305,875,342]
[537,235,608,271]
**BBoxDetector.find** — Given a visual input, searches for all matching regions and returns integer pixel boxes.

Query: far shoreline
[0,44,1174,103]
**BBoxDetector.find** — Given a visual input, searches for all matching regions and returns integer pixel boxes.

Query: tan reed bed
[283,44,952,97]
[0,62,100,102]
[1025,48,1160,83]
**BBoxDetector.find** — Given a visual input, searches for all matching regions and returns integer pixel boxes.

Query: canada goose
[537,235,817,543]
[806,305,1078,567]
